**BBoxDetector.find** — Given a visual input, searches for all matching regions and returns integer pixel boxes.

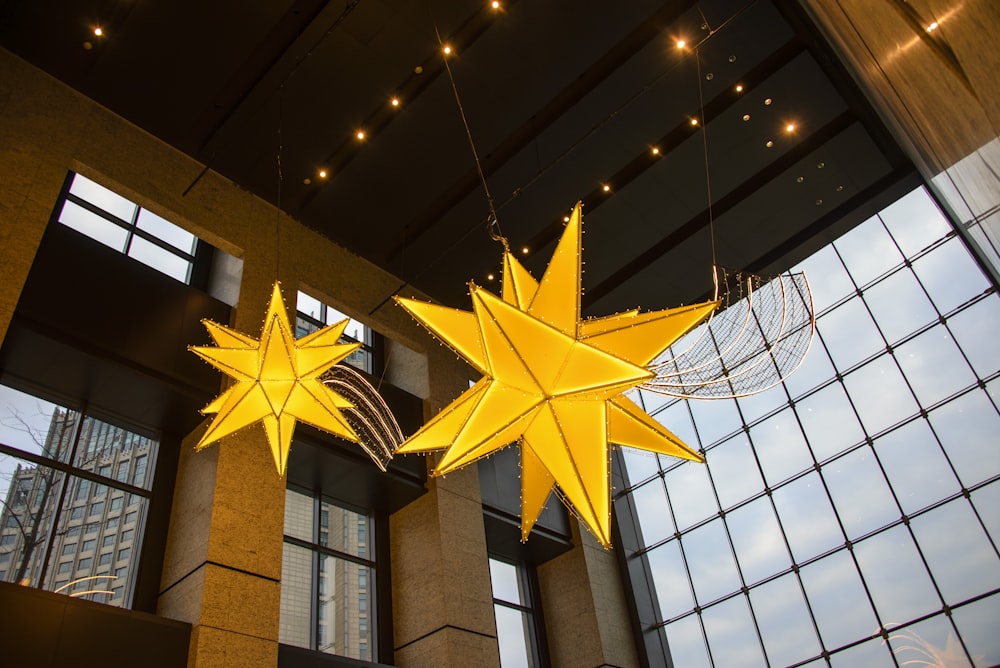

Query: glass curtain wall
[617,186,1000,667]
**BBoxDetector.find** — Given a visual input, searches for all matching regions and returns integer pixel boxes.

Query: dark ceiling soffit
[580,110,856,308]
[286,0,524,216]
[182,0,333,155]
[383,0,701,266]
[519,37,807,263]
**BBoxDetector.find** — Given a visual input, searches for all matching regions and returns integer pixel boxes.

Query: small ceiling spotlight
[93,26,104,37]
[602,184,612,193]
[356,130,366,141]
[743,114,751,121]
[521,246,529,255]
[390,97,400,108]
[651,146,661,156]
[765,140,774,148]
[486,272,496,281]
[764,97,773,106]
[442,44,453,56]
[735,83,744,93]
[563,215,570,222]
[676,39,686,49]
[318,169,328,179]
[491,1,501,9]
[303,178,312,185]
[785,123,796,133]
[690,117,699,126]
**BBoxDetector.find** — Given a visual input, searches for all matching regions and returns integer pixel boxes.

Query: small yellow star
[395,203,717,547]
[191,282,361,475]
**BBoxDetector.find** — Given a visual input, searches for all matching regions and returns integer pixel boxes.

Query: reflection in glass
[853,525,940,623]
[648,540,694,620]
[822,446,898,539]
[726,497,790,585]
[488,558,523,606]
[895,325,977,407]
[910,500,1000,605]
[874,419,960,515]
[283,488,312,542]
[886,615,972,668]
[930,389,1000,488]
[701,595,765,668]
[494,605,534,668]
[970,482,1000,549]
[279,543,312,648]
[750,574,821,666]
[773,472,842,563]
[682,520,741,606]
[878,187,952,257]
[799,550,878,650]
[843,355,919,437]
[827,637,895,667]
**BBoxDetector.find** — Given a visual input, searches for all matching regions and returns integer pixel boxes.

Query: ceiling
[0,0,914,314]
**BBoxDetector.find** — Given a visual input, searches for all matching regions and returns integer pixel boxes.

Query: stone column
[157,270,289,667]
[537,522,640,668]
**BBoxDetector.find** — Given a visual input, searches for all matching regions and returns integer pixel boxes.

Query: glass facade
[489,557,542,668]
[280,486,376,661]
[617,186,1000,667]
[0,384,158,607]
[296,291,375,374]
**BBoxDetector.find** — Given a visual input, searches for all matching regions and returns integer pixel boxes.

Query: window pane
[799,550,878,650]
[950,593,1000,667]
[929,389,1000,488]
[911,237,991,315]
[663,461,717,531]
[136,208,196,253]
[822,446,898,540]
[970,481,1000,548]
[283,488,312,541]
[816,297,885,372]
[494,604,534,668]
[909,499,1000,605]
[630,478,674,547]
[947,295,1000,379]
[828,636,895,667]
[127,236,192,283]
[488,558,523,606]
[795,382,864,462]
[58,200,130,252]
[834,215,904,288]
[853,524,940,623]
[705,435,763,510]
[726,497,790,585]
[69,174,138,222]
[0,458,65,585]
[895,325,977,407]
[620,447,660,487]
[687,397,741,448]
[320,500,369,559]
[701,595,764,668]
[772,472,842,563]
[749,574,821,667]
[843,355,919,436]
[648,540,694,620]
[652,401,697,455]
[318,554,372,659]
[735,381,787,425]
[0,385,75,462]
[750,408,814,486]
[874,419,960,515]
[863,268,938,344]
[878,187,952,257]
[791,245,854,313]
[682,519,741,605]
[278,542,312,649]
[782,339,836,400]
[886,615,971,668]
[663,614,711,668]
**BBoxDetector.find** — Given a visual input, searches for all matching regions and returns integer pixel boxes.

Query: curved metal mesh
[321,365,403,470]
[644,267,814,399]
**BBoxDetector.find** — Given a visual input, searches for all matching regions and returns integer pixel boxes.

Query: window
[295,291,375,373]
[109,497,123,512]
[115,462,129,482]
[55,173,199,284]
[98,553,112,567]
[616,186,1000,667]
[280,487,377,661]
[0,384,157,608]
[489,558,543,668]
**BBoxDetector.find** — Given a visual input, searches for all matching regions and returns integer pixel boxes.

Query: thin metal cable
[694,47,717,271]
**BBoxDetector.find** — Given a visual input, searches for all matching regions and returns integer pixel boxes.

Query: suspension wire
[276,84,284,279]
[694,47,718,273]
[433,21,508,252]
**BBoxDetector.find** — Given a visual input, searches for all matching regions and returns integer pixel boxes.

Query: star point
[396,203,717,547]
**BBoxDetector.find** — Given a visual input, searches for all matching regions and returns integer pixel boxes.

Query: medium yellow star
[395,203,717,547]
[191,282,361,476]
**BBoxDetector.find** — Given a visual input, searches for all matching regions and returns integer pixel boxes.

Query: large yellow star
[395,203,717,547]
[191,282,361,476]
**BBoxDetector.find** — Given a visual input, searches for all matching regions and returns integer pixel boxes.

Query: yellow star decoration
[395,203,718,547]
[190,282,361,476]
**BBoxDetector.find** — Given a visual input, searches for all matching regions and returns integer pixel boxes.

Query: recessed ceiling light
[486,272,495,281]
[676,39,686,49]
[690,117,699,126]
[816,199,824,205]
[764,98,773,106]
[318,169,328,179]
[521,246,529,254]
[356,130,366,141]
[796,176,804,183]
[765,140,774,148]
[563,215,570,222]
[735,83,744,93]
[651,146,661,156]
[491,1,501,9]
[786,123,796,133]
[743,114,751,121]
[303,178,312,185]
[442,44,453,56]
[602,184,611,192]
[93,27,104,37]
[390,97,400,108]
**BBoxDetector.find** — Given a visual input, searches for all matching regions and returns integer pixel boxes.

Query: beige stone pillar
[157,266,290,667]
[389,463,501,667]
[538,522,640,668]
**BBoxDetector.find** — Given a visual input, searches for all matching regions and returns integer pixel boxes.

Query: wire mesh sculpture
[643,266,815,399]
